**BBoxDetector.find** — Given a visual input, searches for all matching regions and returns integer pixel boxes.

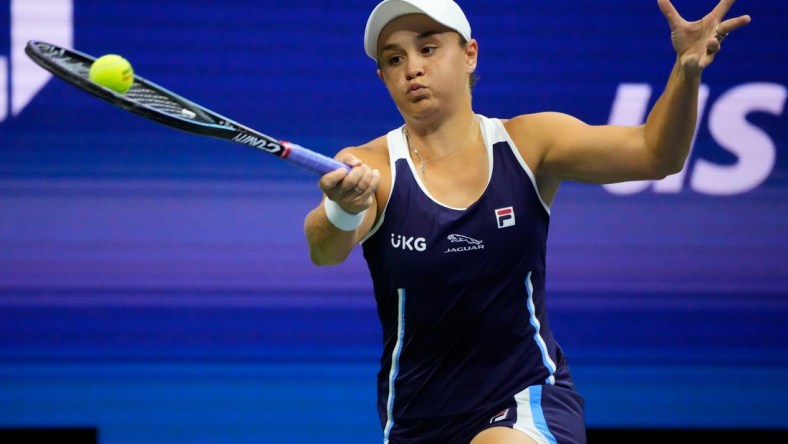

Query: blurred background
[1,0,786,442]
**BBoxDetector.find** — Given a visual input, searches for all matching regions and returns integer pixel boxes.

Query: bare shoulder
[501,113,587,205]
[501,113,559,165]
[504,112,585,138]
[503,112,591,160]
[339,134,390,172]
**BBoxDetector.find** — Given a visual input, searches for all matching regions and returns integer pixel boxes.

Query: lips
[406,84,428,101]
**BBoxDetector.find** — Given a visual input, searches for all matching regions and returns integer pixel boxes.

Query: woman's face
[376,14,477,119]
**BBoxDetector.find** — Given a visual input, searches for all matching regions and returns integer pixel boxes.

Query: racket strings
[36,44,219,125]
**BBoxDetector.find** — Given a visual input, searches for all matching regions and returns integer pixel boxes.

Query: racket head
[24,40,235,137]
[25,40,349,174]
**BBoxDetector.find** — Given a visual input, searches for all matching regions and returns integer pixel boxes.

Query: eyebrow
[379,29,445,55]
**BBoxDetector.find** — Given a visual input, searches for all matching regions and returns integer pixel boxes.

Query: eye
[386,54,404,66]
[380,51,404,67]
[421,45,437,56]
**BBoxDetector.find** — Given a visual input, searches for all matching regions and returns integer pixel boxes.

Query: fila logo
[495,206,515,228]
[490,408,510,423]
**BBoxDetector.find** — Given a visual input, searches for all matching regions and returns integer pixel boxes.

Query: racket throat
[231,133,284,156]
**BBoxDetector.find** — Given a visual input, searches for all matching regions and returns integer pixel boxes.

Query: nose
[405,58,424,80]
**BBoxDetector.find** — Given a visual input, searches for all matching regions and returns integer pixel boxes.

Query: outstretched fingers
[657,0,683,28]
[709,0,752,36]
[710,0,736,21]
[711,3,751,56]
[715,14,752,37]
[659,0,751,72]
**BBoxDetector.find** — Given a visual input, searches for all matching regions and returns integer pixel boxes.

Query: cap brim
[364,0,426,60]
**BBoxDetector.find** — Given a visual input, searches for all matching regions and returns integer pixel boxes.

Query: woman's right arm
[304,149,381,265]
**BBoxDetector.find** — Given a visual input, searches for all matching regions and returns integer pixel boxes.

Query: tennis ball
[89,54,134,94]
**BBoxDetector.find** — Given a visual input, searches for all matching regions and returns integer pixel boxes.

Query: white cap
[364,0,471,60]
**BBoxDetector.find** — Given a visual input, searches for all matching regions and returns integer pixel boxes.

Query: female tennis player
[304,1,750,442]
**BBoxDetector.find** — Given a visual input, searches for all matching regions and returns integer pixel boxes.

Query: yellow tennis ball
[89,54,134,94]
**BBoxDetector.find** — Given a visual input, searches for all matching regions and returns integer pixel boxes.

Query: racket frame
[24,40,349,175]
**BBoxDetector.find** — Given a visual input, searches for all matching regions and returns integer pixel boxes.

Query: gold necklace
[403,117,478,174]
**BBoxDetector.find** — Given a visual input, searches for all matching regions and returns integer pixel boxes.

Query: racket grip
[282,142,351,175]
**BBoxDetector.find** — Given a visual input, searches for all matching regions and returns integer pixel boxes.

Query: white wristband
[324,198,366,231]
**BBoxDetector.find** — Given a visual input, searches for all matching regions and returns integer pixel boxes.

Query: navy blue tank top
[361,115,575,431]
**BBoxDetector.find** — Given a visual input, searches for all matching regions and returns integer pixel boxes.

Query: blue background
[1,0,786,442]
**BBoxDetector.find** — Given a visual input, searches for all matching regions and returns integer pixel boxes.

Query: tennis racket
[24,40,349,175]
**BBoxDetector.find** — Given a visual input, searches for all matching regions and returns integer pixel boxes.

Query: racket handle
[282,142,351,175]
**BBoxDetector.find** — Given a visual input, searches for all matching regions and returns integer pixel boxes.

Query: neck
[403,115,479,174]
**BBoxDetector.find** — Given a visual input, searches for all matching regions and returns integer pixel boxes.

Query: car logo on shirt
[444,234,484,253]
[447,234,482,245]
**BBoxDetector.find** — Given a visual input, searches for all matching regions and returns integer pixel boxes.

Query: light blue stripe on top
[524,271,557,384]
[383,288,407,443]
